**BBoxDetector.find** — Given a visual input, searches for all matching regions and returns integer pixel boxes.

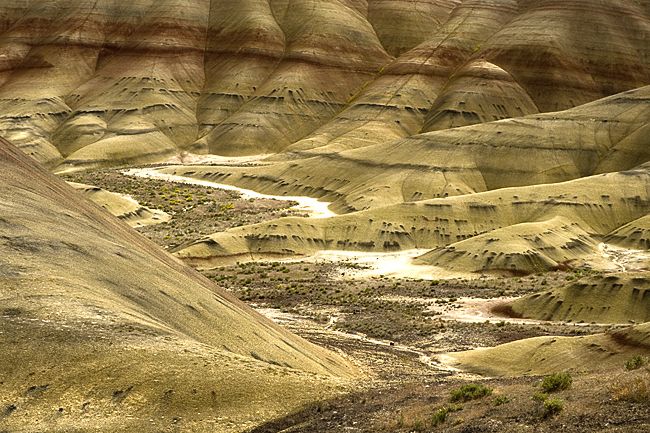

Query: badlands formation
[1,0,650,431]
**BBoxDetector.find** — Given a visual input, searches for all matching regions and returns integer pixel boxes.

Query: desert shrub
[532,392,548,402]
[494,395,510,406]
[450,383,493,402]
[540,372,572,393]
[431,407,449,426]
[612,375,650,403]
[431,404,462,426]
[625,355,648,370]
[542,398,564,418]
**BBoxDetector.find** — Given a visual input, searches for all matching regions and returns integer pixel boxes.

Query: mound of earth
[415,217,610,275]
[508,273,650,324]
[0,138,358,432]
[606,215,650,250]
[444,322,650,377]
[68,181,170,227]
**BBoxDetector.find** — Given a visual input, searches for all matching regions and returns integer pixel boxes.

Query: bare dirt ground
[60,168,649,432]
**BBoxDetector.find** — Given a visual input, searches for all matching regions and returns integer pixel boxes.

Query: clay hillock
[509,273,650,324]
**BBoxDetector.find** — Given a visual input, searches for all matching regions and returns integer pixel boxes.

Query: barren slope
[160,86,650,212]
[509,273,650,324]
[445,322,650,376]
[0,138,357,432]
[172,166,650,274]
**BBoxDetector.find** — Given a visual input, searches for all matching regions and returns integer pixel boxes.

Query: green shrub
[542,398,564,418]
[431,404,462,426]
[450,383,493,402]
[625,355,648,370]
[540,372,572,393]
[494,395,510,406]
[431,407,449,426]
[532,392,548,402]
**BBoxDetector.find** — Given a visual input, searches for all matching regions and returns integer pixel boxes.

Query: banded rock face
[159,86,650,212]
[0,0,649,170]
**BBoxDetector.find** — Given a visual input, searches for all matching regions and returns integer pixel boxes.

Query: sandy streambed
[123,167,336,218]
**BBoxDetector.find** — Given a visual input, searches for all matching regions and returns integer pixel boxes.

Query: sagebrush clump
[450,383,493,402]
[540,372,572,393]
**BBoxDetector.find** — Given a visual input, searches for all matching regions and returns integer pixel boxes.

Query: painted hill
[155,85,650,213]
[0,0,649,171]
[169,163,650,274]
[445,322,650,376]
[509,273,650,324]
[0,138,357,432]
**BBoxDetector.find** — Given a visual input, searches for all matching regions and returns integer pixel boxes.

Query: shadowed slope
[606,215,650,250]
[0,138,357,432]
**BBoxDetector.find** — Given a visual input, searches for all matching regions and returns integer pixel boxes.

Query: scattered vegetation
[542,397,564,418]
[493,395,510,406]
[612,374,650,403]
[431,404,463,426]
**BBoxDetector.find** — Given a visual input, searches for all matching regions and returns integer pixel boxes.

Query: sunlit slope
[445,322,650,376]
[172,167,650,272]
[163,86,650,212]
[1,1,649,170]
[509,273,650,324]
[606,215,650,250]
[415,217,609,275]
[0,138,357,432]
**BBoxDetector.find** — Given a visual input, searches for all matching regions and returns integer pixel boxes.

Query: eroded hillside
[0,0,648,171]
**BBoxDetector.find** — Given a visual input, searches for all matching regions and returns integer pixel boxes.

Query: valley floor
[62,167,650,433]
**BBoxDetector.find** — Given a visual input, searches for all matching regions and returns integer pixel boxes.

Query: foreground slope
[0,138,357,432]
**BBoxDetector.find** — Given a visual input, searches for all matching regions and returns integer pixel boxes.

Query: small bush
[431,407,449,426]
[625,355,648,370]
[540,372,572,393]
[532,392,548,402]
[450,383,493,402]
[494,395,510,406]
[542,398,564,418]
[431,404,462,426]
